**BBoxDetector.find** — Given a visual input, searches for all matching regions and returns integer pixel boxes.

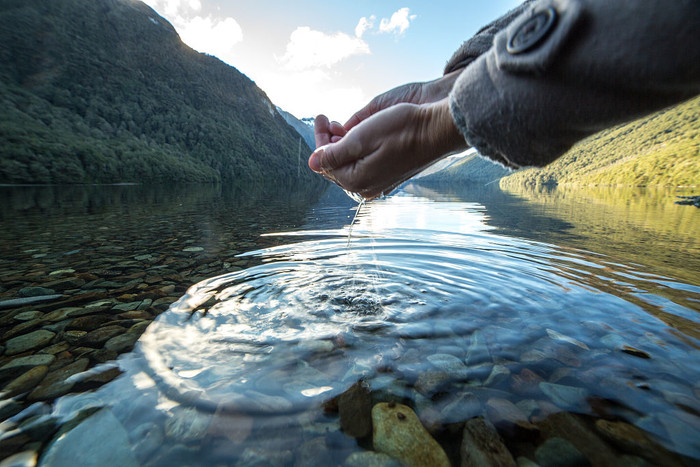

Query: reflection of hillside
[500,184,700,287]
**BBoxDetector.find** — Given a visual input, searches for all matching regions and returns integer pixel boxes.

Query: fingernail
[308,149,323,172]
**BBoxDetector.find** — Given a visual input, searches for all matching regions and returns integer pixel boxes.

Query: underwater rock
[594,419,684,466]
[344,451,401,467]
[0,450,38,467]
[484,364,510,387]
[414,371,451,397]
[40,409,138,467]
[4,331,55,356]
[538,412,617,466]
[0,355,55,380]
[535,437,589,467]
[2,365,49,398]
[427,353,469,380]
[535,438,591,467]
[372,402,450,467]
[338,381,372,438]
[460,417,515,467]
[27,358,89,401]
[539,382,588,409]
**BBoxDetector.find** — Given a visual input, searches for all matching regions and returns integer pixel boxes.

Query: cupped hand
[308,98,467,199]
[344,69,463,132]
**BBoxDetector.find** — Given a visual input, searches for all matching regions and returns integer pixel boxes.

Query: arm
[450,0,700,168]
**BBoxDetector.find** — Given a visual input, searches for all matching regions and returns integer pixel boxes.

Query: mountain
[500,95,700,188]
[414,151,510,186]
[0,0,320,186]
[277,108,315,150]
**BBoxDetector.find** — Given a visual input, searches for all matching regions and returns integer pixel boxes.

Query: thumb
[309,142,352,173]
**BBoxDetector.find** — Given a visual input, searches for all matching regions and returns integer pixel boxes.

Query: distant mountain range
[0,0,322,186]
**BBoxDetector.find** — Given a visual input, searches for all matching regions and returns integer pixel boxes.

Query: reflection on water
[1,183,699,465]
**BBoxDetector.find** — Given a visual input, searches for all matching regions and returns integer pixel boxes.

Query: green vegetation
[501,96,700,188]
[416,152,509,186]
[0,0,319,185]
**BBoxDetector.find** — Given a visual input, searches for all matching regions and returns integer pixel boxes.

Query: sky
[141,0,522,123]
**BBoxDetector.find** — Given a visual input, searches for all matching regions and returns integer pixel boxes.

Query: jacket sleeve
[444,0,536,74]
[448,0,700,169]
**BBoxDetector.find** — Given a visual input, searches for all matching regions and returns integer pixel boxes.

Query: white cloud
[379,8,416,35]
[355,15,375,38]
[279,26,370,71]
[143,0,200,17]
[175,16,243,61]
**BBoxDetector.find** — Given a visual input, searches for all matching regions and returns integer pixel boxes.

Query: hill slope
[500,96,700,188]
[0,0,317,185]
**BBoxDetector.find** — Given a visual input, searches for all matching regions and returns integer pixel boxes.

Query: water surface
[1,183,699,465]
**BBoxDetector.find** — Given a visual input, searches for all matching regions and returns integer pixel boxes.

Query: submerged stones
[372,402,450,467]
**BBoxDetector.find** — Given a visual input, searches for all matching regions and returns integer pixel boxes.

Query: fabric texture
[447,0,700,168]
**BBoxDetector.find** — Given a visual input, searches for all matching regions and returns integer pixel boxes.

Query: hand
[308,98,467,199]
[344,69,462,131]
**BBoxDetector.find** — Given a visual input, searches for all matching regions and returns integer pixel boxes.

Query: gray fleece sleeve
[449,0,700,169]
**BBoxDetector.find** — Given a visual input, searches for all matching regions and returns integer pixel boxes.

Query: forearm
[449,0,700,168]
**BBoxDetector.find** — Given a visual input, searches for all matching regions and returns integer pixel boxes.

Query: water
[1,182,699,465]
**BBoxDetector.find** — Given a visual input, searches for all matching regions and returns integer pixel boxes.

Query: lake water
[0,182,699,466]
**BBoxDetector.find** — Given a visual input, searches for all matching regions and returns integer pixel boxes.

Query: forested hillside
[0,0,319,185]
[500,96,700,188]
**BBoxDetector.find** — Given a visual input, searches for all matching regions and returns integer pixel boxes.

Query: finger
[330,135,342,143]
[314,114,331,149]
[329,121,347,138]
[344,106,372,131]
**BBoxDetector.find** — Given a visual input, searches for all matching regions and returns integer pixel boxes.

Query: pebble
[0,450,38,467]
[40,409,138,467]
[427,353,469,380]
[461,417,516,467]
[539,382,588,409]
[338,381,372,438]
[371,402,450,467]
[2,366,49,398]
[535,437,590,467]
[4,331,55,356]
[344,451,401,467]
[11,312,43,322]
[27,358,89,401]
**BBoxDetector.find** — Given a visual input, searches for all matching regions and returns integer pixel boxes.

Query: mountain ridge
[0,0,319,185]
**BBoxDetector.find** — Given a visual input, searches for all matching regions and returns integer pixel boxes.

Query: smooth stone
[294,437,334,467]
[2,366,49,398]
[40,409,138,467]
[238,447,294,467]
[538,412,618,466]
[18,287,56,298]
[12,311,44,322]
[134,255,153,261]
[0,355,55,375]
[182,247,204,252]
[0,450,38,467]
[546,329,590,350]
[37,342,70,355]
[111,301,142,312]
[427,353,469,380]
[338,381,372,438]
[486,398,529,426]
[535,437,590,467]
[80,325,126,346]
[104,333,140,353]
[0,296,63,311]
[42,307,91,322]
[372,402,450,467]
[0,399,24,420]
[67,316,112,331]
[62,331,87,345]
[5,331,56,356]
[28,358,89,401]
[437,391,483,424]
[344,451,401,467]
[460,417,516,467]
[539,382,588,409]
[49,269,75,276]
[414,371,450,396]
[42,277,85,291]
[484,364,511,387]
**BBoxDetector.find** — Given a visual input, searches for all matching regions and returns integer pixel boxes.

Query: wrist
[419,98,467,159]
[422,70,462,103]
